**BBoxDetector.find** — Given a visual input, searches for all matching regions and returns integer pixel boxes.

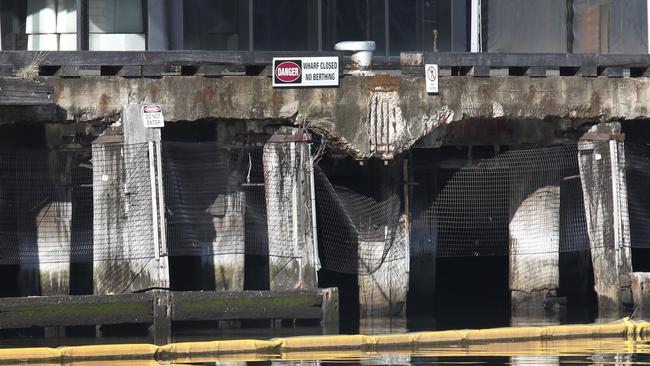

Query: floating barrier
[0,318,647,364]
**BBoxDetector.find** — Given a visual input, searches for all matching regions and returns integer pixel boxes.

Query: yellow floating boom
[0,318,647,364]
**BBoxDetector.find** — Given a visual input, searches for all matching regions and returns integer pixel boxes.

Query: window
[88,0,145,51]
[253,0,319,51]
[486,0,567,53]
[572,0,647,54]
[183,0,249,51]
[0,0,76,50]
[322,0,386,55]
[1,0,28,50]
[389,0,467,55]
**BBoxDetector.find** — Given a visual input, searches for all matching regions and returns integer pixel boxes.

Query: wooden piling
[509,186,561,315]
[578,123,632,311]
[202,181,245,291]
[358,214,409,317]
[18,148,73,299]
[358,160,409,318]
[263,128,318,290]
[92,105,169,294]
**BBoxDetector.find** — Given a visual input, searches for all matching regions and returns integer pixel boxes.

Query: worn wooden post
[358,161,409,318]
[93,105,169,295]
[509,186,561,316]
[578,123,632,311]
[201,168,245,291]
[358,215,409,318]
[18,151,73,297]
[263,128,318,290]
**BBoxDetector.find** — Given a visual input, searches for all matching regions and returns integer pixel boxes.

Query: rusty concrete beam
[40,74,650,158]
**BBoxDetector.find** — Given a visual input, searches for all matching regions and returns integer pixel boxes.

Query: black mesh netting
[314,166,404,274]
[162,142,268,257]
[412,145,590,257]
[0,143,157,264]
[1,141,649,272]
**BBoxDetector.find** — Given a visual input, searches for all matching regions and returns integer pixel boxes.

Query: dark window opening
[253,0,319,51]
[183,0,249,51]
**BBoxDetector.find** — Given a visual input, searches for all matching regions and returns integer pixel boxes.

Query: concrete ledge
[0,289,338,330]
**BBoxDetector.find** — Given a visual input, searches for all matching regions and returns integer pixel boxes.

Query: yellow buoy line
[0,318,648,364]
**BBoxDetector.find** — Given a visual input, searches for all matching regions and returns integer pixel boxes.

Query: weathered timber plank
[171,290,323,321]
[2,51,650,77]
[0,293,153,329]
[0,51,343,68]
[0,78,53,105]
[0,105,65,124]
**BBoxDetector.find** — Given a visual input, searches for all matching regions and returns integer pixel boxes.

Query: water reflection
[1,313,646,365]
[4,339,650,365]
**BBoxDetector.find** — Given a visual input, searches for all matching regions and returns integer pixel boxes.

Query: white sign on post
[425,64,439,94]
[273,57,339,87]
[141,104,165,128]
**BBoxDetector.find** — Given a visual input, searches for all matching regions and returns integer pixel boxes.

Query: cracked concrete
[10,74,650,158]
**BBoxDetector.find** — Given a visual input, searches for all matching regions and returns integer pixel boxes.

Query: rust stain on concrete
[98,94,111,114]
[367,75,400,92]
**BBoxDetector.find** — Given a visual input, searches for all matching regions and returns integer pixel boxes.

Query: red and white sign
[141,104,165,128]
[425,64,439,94]
[273,57,339,87]
[275,61,302,83]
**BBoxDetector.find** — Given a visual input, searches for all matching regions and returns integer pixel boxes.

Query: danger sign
[273,57,339,87]
[141,104,164,128]
[425,64,439,94]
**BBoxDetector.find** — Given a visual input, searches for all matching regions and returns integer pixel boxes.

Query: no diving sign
[426,64,439,94]
[141,104,164,128]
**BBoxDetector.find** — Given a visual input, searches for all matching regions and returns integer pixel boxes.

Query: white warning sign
[273,57,339,87]
[425,64,439,94]
[141,104,165,128]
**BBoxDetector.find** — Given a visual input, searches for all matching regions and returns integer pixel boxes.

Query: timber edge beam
[0,288,339,330]
[0,318,646,363]
[2,51,650,78]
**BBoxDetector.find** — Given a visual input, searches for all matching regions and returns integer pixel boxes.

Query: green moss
[6,302,150,324]
[176,295,317,314]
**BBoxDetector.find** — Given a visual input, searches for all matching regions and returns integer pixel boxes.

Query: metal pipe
[148,142,160,261]
[308,143,321,272]
[155,141,167,256]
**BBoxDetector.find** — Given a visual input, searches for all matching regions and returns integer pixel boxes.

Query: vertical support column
[358,159,409,319]
[578,123,632,312]
[204,173,246,291]
[93,105,169,295]
[18,146,73,298]
[509,186,561,318]
[36,152,73,296]
[263,128,317,290]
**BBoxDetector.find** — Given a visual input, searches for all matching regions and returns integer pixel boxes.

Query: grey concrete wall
[41,75,650,159]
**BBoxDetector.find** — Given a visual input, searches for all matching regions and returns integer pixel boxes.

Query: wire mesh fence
[412,145,587,257]
[0,143,159,265]
[624,143,650,251]
[1,140,650,273]
[162,142,268,258]
[314,166,404,274]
